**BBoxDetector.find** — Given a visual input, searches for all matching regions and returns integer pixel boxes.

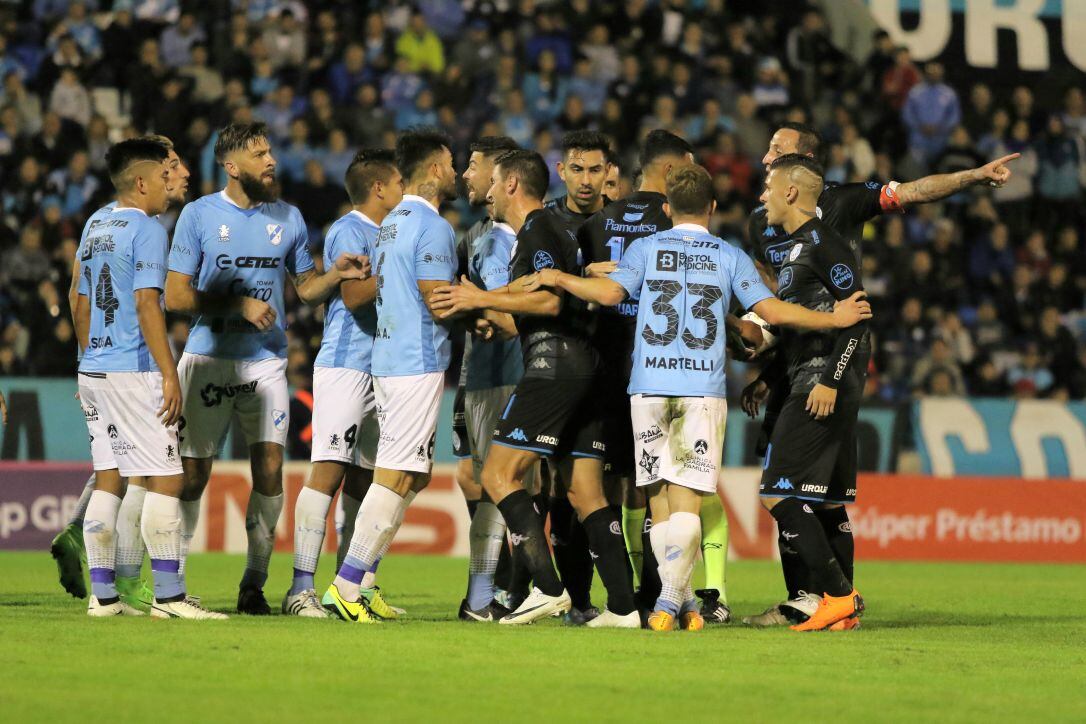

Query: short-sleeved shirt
[746,181,902,273]
[578,190,671,366]
[464,219,523,391]
[609,223,773,398]
[775,218,870,393]
[168,190,313,360]
[78,206,170,373]
[314,210,378,373]
[371,195,457,376]
[509,207,596,378]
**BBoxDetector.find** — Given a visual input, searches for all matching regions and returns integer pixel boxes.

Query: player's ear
[663,201,672,219]
[709,199,717,216]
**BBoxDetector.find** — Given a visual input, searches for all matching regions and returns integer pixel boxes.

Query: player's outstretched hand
[585,261,617,278]
[159,374,183,427]
[334,252,370,280]
[806,383,837,420]
[975,153,1019,188]
[521,268,560,292]
[832,292,872,327]
[741,379,769,418]
[241,297,277,331]
[431,275,484,318]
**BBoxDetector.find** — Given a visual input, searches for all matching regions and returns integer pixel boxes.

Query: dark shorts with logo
[758,390,860,505]
[492,375,605,460]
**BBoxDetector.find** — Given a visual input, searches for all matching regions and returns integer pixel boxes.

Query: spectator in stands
[902,62,961,166]
[912,338,967,397]
[1034,114,1084,232]
[396,10,445,75]
[523,49,568,126]
[263,9,307,72]
[1008,342,1055,398]
[969,222,1016,295]
[181,44,225,108]
[881,45,919,113]
[160,12,205,68]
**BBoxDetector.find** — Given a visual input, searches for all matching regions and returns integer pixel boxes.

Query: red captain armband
[880,181,905,213]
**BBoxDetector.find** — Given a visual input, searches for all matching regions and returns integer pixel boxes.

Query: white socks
[69,474,96,526]
[334,485,409,601]
[178,498,200,580]
[141,491,184,600]
[115,484,147,579]
[360,490,415,590]
[466,502,506,609]
[336,491,363,569]
[657,512,701,616]
[241,491,284,590]
[84,490,122,600]
[291,487,332,594]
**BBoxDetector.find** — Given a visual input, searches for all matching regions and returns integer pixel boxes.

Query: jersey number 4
[641,280,723,350]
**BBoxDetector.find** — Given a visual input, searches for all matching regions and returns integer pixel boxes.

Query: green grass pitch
[2,552,1084,722]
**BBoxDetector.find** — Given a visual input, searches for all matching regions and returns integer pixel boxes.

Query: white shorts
[77,371,183,477]
[465,384,534,490]
[630,394,727,493]
[374,372,443,474]
[176,353,289,458]
[311,366,379,469]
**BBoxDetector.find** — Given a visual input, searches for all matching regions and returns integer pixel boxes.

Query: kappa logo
[508,428,529,442]
[694,439,708,455]
[530,357,550,370]
[772,477,794,490]
[638,449,660,478]
[272,409,287,431]
[533,250,555,270]
[218,224,230,242]
[830,263,854,290]
[266,223,284,246]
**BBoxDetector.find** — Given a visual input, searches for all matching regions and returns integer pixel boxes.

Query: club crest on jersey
[218,224,230,242]
[533,250,554,270]
[266,224,284,246]
[789,243,803,261]
[830,263,854,289]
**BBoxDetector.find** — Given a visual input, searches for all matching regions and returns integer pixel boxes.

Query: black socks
[769,498,851,597]
[497,490,563,597]
[582,506,636,616]
[816,506,855,586]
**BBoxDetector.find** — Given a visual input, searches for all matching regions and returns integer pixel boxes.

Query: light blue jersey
[77,206,169,373]
[371,195,457,376]
[314,210,378,373]
[168,191,313,360]
[609,223,773,398]
[465,220,523,391]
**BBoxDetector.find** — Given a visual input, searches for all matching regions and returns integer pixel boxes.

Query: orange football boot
[790,589,864,632]
[680,610,705,631]
[647,610,676,631]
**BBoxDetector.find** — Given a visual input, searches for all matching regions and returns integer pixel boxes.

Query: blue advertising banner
[913,398,1086,478]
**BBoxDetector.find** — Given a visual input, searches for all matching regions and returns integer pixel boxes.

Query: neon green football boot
[361,586,404,620]
[50,523,87,598]
[116,576,155,609]
[321,584,379,623]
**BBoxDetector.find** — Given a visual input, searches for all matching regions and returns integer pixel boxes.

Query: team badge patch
[789,243,803,261]
[830,263,854,290]
[533,250,554,270]
[267,224,283,246]
[218,225,230,242]
[272,409,287,431]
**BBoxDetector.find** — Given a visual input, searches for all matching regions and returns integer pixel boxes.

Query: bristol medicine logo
[656,249,677,272]
[830,263,854,290]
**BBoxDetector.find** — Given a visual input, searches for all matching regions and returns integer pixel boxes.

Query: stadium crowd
[0,0,1084,404]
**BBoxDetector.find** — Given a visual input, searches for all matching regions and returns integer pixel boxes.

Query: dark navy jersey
[746,181,903,273]
[509,208,596,378]
[775,218,870,393]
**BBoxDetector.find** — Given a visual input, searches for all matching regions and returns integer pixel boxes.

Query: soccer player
[523,164,871,631]
[541,130,613,622]
[76,138,223,619]
[431,150,639,628]
[284,149,403,619]
[52,135,191,605]
[742,123,1018,626]
[752,153,874,631]
[321,128,458,623]
[454,136,529,622]
[166,122,368,615]
[581,130,748,624]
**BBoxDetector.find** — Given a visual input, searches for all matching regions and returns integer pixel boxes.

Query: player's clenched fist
[241,297,277,331]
